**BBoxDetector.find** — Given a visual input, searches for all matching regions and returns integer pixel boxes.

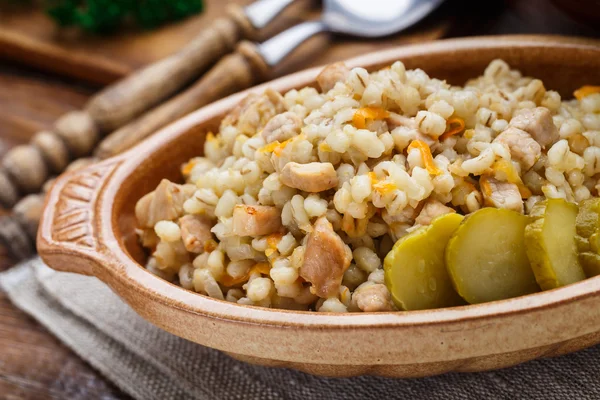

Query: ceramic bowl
[39,35,600,378]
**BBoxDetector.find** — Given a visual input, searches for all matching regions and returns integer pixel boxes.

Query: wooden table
[0,0,598,398]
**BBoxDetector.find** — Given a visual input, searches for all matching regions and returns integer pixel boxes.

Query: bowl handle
[37,157,123,277]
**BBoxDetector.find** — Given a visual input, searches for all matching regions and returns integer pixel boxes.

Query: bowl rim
[60,35,600,330]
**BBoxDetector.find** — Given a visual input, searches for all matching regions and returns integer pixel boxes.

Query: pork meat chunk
[493,126,541,171]
[300,217,352,298]
[261,111,302,144]
[280,162,338,193]
[221,88,285,136]
[353,283,394,312]
[317,62,350,92]
[135,179,196,228]
[232,205,282,236]
[481,176,524,213]
[509,107,559,148]
[415,199,456,226]
[179,214,215,253]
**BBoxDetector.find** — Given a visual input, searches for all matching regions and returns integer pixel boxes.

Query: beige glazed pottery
[38,36,600,378]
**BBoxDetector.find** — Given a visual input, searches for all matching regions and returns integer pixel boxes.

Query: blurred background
[0,0,599,160]
[0,0,599,159]
[0,0,599,397]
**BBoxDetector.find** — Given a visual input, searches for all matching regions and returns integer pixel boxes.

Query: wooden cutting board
[0,0,453,86]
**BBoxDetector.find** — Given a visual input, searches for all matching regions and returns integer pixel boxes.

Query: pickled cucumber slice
[576,198,600,277]
[576,198,600,240]
[580,253,600,278]
[384,213,465,311]
[446,208,539,304]
[525,199,585,290]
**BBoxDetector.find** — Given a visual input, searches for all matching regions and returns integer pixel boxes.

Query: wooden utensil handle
[37,157,124,276]
[0,6,254,208]
[95,41,270,160]
[86,5,256,133]
[0,111,98,208]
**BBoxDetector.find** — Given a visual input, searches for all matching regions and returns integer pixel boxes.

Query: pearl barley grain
[318,298,348,312]
[154,221,181,242]
[353,247,381,273]
[247,278,273,302]
[416,111,446,138]
[270,264,298,286]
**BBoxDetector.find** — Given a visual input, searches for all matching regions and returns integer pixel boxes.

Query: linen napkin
[2,258,600,400]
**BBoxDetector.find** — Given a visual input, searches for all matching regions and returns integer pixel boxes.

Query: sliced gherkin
[525,199,585,289]
[576,198,600,277]
[576,198,600,239]
[384,213,465,311]
[579,253,600,278]
[446,208,539,304]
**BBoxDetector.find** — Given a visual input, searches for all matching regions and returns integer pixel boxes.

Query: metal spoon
[258,0,446,66]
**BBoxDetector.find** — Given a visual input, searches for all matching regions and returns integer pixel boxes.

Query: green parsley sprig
[45,0,204,33]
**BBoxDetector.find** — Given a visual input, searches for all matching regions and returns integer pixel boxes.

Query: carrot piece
[273,137,295,156]
[374,181,397,195]
[439,117,465,141]
[319,142,333,152]
[259,141,281,153]
[220,262,272,287]
[574,85,600,101]
[367,171,378,183]
[181,159,197,177]
[258,139,290,156]
[252,262,272,276]
[204,239,218,253]
[519,186,533,199]
[407,140,442,176]
[369,170,397,193]
[266,233,283,248]
[220,273,248,287]
[260,135,305,156]
[479,175,493,199]
[352,107,390,129]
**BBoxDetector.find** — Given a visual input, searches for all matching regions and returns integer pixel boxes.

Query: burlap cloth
[1,258,599,399]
